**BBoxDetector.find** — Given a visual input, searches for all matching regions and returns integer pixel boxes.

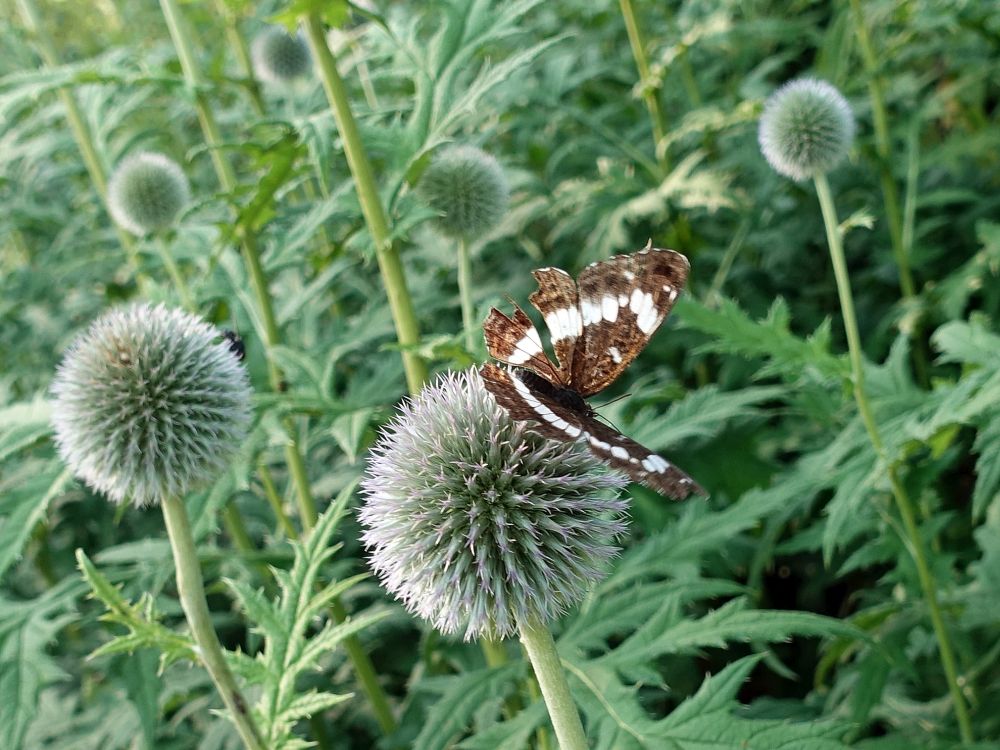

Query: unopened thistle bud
[360,369,627,640]
[51,304,252,507]
[252,26,311,84]
[419,146,509,238]
[758,78,855,181]
[107,152,190,235]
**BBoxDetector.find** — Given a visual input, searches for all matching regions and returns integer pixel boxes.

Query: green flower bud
[360,369,627,640]
[419,146,509,238]
[758,78,855,181]
[252,26,311,84]
[107,152,190,235]
[51,304,252,507]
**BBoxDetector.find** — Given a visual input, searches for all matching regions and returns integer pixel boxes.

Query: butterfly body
[481,242,704,500]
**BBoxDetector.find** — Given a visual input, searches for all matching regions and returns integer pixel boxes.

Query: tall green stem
[157,3,395,737]
[457,238,476,352]
[160,496,266,750]
[158,0,317,528]
[848,0,928,386]
[618,0,669,173]
[15,0,148,289]
[519,615,588,750]
[156,235,194,310]
[814,174,972,744]
[302,13,428,394]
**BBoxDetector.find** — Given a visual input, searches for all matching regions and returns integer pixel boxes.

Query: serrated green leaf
[414,665,523,750]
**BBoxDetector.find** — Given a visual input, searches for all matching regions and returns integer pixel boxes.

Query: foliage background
[1,0,999,748]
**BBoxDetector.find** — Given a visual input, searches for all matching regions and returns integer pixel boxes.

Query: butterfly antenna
[591,392,630,433]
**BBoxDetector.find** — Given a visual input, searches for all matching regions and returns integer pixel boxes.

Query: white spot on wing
[581,298,602,326]
[506,330,543,364]
[608,346,622,363]
[628,289,660,334]
[546,307,582,343]
[642,454,671,473]
[601,296,619,322]
[587,435,611,451]
[611,446,629,460]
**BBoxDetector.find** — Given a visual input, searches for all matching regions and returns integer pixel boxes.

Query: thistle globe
[360,369,628,641]
[758,78,855,181]
[419,146,509,238]
[107,152,190,235]
[252,26,311,83]
[51,304,252,507]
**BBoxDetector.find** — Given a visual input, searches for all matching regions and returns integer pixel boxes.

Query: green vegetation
[2,1,998,748]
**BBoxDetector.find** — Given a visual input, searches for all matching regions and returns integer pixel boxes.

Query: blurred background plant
[2,0,999,748]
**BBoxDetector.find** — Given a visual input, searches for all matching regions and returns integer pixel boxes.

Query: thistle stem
[156,235,194,311]
[457,237,476,353]
[158,0,318,529]
[519,615,588,750]
[160,495,265,750]
[302,13,428,394]
[814,173,972,744]
[15,0,148,290]
[847,0,929,387]
[157,3,393,735]
[618,0,669,173]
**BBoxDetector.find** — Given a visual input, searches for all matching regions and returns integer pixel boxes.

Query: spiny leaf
[678,296,847,381]
[414,664,524,750]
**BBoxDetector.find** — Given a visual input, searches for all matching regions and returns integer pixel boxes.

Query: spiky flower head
[252,26,311,84]
[360,369,628,640]
[418,145,509,238]
[758,78,855,181]
[107,152,190,235]
[51,304,252,507]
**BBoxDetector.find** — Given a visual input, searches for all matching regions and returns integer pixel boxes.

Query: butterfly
[480,241,704,500]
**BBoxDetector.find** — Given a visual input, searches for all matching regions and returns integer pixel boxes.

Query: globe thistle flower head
[418,145,509,238]
[252,26,311,84]
[107,152,190,235]
[51,304,252,507]
[360,369,628,641]
[758,78,855,181]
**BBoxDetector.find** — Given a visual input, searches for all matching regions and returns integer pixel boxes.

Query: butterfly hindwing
[572,246,689,396]
[480,364,702,500]
[579,415,703,500]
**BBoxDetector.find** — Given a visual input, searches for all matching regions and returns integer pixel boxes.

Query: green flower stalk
[51,303,251,507]
[252,26,312,84]
[361,369,621,747]
[419,146,509,239]
[419,146,509,351]
[52,303,264,750]
[360,369,627,641]
[758,78,854,182]
[108,152,191,236]
[759,80,973,743]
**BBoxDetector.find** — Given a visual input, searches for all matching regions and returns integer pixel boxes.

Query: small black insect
[222,330,246,361]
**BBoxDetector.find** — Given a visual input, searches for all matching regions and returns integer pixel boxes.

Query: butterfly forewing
[528,267,581,376]
[483,305,563,383]
[572,246,689,396]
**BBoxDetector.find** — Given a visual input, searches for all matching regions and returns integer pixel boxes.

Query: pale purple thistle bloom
[359,369,628,641]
